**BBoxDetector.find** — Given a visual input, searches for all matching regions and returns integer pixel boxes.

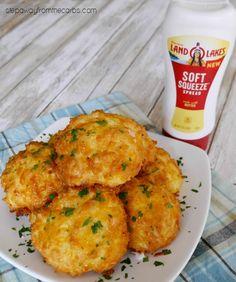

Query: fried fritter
[30,187,128,276]
[120,176,181,253]
[1,141,63,215]
[140,147,183,194]
[53,110,156,187]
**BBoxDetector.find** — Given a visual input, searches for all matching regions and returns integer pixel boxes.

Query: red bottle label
[168,36,229,133]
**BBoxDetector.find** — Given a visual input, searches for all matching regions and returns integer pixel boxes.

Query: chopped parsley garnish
[78,187,89,198]
[70,149,77,157]
[177,157,184,167]
[121,162,128,171]
[31,164,39,171]
[121,265,126,271]
[59,154,64,160]
[95,191,105,202]
[118,191,128,200]
[27,247,35,253]
[50,151,57,160]
[82,217,92,227]
[198,182,202,187]
[131,216,136,222]
[108,214,113,218]
[97,279,104,282]
[63,207,75,217]
[44,159,52,165]
[149,202,153,209]
[121,257,131,264]
[124,273,128,279]
[138,211,143,218]
[162,249,172,255]
[154,261,164,266]
[143,256,149,262]
[49,193,56,200]
[18,226,31,238]
[16,216,19,221]
[191,189,199,193]
[26,240,33,247]
[91,221,103,234]
[166,202,174,208]
[70,128,78,142]
[139,184,150,198]
[13,252,19,258]
[96,120,108,126]
[11,227,16,231]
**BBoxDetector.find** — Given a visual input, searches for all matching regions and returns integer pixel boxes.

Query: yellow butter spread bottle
[162,0,236,150]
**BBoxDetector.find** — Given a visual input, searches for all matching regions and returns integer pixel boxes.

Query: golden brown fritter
[53,110,156,187]
[30,187,128,276]
[120,176,181,253]
[140,147,183,194]
[1,141,63,215]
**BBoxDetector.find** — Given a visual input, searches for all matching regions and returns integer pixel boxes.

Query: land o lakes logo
[169,41,227,68]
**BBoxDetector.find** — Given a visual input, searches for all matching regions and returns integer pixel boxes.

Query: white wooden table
[0,0,236,184]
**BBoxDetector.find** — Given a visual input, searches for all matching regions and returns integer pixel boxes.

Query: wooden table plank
[42,0,169,115]
[0,0,106,97]
[0,0,30,27]
[0,0,41,38]
[207,46,236,148]
[0,0,144,131]
[112,29,165,115]
[209,73,236,184]
[0,0,76,69]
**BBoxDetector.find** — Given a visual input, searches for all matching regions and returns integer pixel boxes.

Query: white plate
[0,118,211,282]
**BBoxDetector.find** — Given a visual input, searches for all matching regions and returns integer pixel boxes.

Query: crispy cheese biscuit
[30,187,128,276]
[54,110,156,187]
[140,147,183,194]
[120,176,180,253]
[1,142,63,215]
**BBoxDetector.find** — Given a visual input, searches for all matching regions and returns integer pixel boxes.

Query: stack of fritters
[0,110,183,277]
